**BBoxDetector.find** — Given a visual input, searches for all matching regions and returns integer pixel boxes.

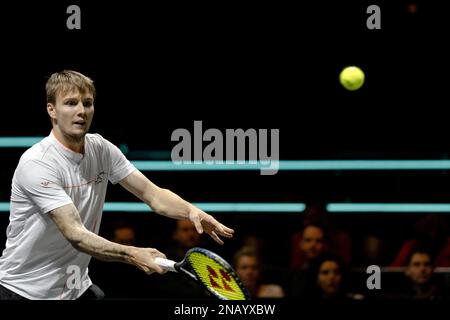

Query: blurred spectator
[165,219,202,261]
[402,248,446,300]
[361,234,389,266]
[406,3,418,14]
[233,247,285,298]
[241,234,264,254]
[291,204,351,270]
[303,253,364,301]
[384,247,448,300]
[152,219,208,298]
[291,224,328,270]
[391,214,450,267]
[290,221,328,297]
[92,222,144,298]
[112,222,137,246]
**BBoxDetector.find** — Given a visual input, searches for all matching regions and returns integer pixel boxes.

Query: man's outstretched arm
[49,203,166,274]
[119,170,234,244]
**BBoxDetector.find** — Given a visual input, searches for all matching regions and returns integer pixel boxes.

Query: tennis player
[0,70,234,300]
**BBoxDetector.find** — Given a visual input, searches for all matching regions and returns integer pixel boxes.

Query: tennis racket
[155,247,250,300]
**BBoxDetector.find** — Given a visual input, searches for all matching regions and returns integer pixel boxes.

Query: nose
[76,102,86,116]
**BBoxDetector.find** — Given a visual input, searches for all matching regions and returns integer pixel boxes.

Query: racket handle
[155,257,177,272]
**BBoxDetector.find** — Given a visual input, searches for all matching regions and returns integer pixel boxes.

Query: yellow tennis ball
[339,66,365,91]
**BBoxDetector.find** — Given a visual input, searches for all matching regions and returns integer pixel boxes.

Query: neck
[414,282,432,294]
[52,128,85,154]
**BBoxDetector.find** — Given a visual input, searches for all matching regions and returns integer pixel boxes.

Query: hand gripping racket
[155,247,250,300]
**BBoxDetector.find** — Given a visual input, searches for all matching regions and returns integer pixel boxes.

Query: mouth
[329,282,338,287]
[73,120,87,126]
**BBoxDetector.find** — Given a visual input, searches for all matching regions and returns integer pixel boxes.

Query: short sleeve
[15,160,73,214]
[104,139,136,184]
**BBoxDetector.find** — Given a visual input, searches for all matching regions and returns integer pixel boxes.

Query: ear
[47,103,57,120]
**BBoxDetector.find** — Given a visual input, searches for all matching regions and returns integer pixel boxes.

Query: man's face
[173,220,201,248]
[235,255,260,289]
[48,89,94,140]
[406,253,433,285]
[317,261,342,296]
[300,226,325,260]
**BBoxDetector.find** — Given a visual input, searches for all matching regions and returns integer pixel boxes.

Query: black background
[0,0,449,313]
[1,1,448,156]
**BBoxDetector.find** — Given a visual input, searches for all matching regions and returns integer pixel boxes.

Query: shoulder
[346,292,365,300]
[14,156,62,189]
[257,284,285,298]
[19,136,51,160]
[16,158,61,180]
[85,133,116,156]
[400,239,417,249]
[85,133,108,146]
[17,137,58,171]
[86,133,121,151]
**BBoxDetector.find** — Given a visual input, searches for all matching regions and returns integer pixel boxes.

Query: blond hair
[46,70,96,104]
[233,246,261,268]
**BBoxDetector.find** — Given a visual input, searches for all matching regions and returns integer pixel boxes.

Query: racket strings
[188,252,247,300]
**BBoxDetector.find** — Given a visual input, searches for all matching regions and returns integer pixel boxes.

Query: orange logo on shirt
[40,171,106,189]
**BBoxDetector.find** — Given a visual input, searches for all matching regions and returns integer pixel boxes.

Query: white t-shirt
[0,131,136,300]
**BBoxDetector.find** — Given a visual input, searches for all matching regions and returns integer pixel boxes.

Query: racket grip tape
[154,257,177,272]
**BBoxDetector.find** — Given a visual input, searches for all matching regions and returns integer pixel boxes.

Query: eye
[67,100,78,106]
[83,100,93,107]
